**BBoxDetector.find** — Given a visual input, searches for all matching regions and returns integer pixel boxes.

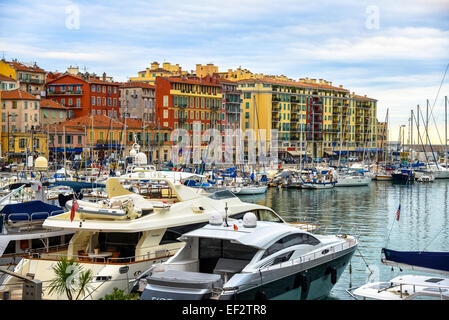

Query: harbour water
[238,181,449,300]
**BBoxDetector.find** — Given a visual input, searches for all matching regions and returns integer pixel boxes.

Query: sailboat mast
[445,96,447,167]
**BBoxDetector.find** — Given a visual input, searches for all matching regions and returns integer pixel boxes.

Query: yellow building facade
[1,131,48,162]
[129,61,187,84]
[0,59,16,80]
[238,78,378,159]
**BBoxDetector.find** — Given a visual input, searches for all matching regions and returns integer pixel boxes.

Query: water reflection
[239,181,449,299]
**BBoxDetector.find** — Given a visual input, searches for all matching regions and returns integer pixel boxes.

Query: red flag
[70,198,79,222]
[396,204,401,221]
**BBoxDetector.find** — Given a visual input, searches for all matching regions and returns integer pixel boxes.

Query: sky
[0,0,448,144]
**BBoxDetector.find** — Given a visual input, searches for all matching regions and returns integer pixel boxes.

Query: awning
[287,150,309,157]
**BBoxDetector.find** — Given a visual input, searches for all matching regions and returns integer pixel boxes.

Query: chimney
[319,79,323,84]
[102,72,106,82]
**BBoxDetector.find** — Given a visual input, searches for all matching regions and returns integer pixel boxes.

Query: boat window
[198,238,258,274]
[208,190,237,200]
[230,210,282,223]
[99,232,141,259]
[32,238,46,249]
[272,251,294,265]
[160,230,182,245]
[257,209,283,223]
[262,233,320,259]
[3,240,15,254]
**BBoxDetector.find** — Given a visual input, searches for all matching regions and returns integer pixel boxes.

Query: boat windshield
[207,190,237,200]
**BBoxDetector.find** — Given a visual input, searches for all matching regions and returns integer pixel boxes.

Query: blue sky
[1,0,448,142]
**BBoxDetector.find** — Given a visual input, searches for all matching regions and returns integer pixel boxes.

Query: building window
[163,96,168,107]
[97,86,101,93]
[91,85,95,92]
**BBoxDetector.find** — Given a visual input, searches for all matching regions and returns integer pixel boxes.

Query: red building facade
[155,76,225,135]
[46,74,121,119]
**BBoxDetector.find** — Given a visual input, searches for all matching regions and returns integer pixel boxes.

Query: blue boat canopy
[382,248,449,274]
[0,200,64,222]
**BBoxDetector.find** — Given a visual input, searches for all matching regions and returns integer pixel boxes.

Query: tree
[46,257,93,300]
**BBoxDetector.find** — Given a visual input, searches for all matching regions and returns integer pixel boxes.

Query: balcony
[20,78,44,84]
[291,114,300,122]
[272,95,281,102]
[47,90,83,96]
[177,104,187,109]
[291,97,299,104]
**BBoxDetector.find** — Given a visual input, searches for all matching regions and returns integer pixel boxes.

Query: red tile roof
[47,123,85,134]
[121,81,155,89]
[7,61,45,73]
[1,89,38,100]
[351,94,376,101]
[40,99,68,110]
[238,78,350,92]
[162,76,221,87]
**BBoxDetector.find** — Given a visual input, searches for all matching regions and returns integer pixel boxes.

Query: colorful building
[46,73,121,119]
[155,75,225,133]
[0,74,17,91]
[47,123,86,162]
[0,59,46,97]
[129,61,188,85]
[39,99,70,126]
[50,115,172,162]
[1,89,40,134]
[119,82,155,122]
[0,130,48,162]
[238,78,378,159]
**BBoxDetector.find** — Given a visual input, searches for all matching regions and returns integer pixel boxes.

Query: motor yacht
[138,212,358,300]
[0,179,313,300]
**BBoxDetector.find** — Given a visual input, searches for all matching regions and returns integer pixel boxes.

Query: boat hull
[231,186,268,195]
[225,246,356,300]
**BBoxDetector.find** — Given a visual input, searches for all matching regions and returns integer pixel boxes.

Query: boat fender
[328,267,337,284]
[299,274,309,291]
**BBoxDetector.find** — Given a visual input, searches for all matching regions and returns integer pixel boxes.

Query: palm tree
[46,257,93,300]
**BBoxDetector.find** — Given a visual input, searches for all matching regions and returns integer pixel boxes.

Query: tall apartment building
[155,75,225,134]
[220,79,242,130]
[119,82,155,122]
[238,78,378,159]
[46,73,120,119]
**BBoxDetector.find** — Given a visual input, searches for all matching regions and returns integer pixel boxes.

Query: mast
[410,109,414,163]
[444,96,447,168]
[426,99,429,146]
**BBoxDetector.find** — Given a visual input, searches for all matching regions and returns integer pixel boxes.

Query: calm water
[238,181,449,300]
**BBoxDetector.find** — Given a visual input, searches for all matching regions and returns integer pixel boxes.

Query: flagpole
[385,204,401,247]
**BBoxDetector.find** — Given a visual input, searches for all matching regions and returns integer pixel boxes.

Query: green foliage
[46,257,93,300]
[100,287,140,300]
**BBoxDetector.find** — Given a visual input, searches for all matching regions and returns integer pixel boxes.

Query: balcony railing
[20,78,44,84]
[47,90,83,95]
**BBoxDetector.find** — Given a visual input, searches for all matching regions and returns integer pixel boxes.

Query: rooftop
[40,99,69,110]
[1,89,39,100]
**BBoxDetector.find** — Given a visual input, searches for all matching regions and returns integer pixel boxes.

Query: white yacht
[0,178,313,300]
[138,212,358,300]
[335,171,371,187]
[352,275,449,300]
